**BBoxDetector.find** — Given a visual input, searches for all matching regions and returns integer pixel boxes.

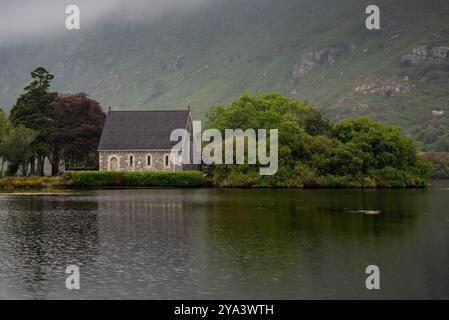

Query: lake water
[0,183,448,299]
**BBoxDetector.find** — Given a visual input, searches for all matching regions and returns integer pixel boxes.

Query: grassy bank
[0,176,64,190]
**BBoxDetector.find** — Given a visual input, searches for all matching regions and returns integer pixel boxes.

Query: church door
[110,157,119,171]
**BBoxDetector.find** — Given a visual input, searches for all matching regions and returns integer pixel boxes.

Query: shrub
[323,175,351,188]
[215,170,262,188]
[0,176,63,189]
[421,152,449,179]
[368,167,428,188]
[361,176,377,188]
[297,164,321,187]
[66,166,98,172]
[63,171,208,187]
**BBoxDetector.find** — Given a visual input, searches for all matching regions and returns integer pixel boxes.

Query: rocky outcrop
[401,45,449,66]
[292,45,349,78]
[353,76,412,95]
[432,110,444,116]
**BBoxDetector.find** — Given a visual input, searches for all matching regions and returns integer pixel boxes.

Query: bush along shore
[0,169,430,191]
[64,171,208,187]
[0,171,209,190]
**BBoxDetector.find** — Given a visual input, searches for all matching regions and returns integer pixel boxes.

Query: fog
[0,0,213,44]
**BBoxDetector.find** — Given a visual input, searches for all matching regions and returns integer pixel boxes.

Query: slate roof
[98,110,190,150]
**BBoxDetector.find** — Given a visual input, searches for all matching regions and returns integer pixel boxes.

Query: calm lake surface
[1,183,448,299]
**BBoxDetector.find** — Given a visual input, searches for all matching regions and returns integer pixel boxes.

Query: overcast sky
[0,0,212,44]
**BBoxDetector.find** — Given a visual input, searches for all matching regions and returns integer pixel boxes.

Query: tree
[421,152,449,179]
[10,67,57,176]
[49,93,106,175]
[0,108,7,135]
[0,108,11,176]
[0,125,37,176]
[433,135,449,152]
[206,93,430,187]
[206,93,331,187]
[331,117,419,172]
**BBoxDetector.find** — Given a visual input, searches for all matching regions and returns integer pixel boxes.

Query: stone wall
[99,150,185,171]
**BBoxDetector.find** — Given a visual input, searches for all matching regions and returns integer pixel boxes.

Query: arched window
[146,154,152,167]
[164,154,170,168]
[109,157,118,171]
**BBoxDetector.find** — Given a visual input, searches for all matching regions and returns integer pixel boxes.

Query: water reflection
[0,196,99,299]
[202,189,429,298]
[0,187,447,299]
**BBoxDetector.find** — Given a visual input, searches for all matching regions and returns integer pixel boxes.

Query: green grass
[0,176,63,189]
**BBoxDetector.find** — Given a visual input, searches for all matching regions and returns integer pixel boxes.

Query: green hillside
[0,0,449,150]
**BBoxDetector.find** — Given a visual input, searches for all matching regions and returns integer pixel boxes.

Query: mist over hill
[1,0,449,150]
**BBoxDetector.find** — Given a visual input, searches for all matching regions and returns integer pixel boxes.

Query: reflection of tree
[202,188,426,298]
[1,195,99,298]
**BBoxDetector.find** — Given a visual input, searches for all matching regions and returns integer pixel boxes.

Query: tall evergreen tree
[10,67,57,175]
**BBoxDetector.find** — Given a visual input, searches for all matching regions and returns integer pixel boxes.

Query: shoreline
[0,184,434,192]
[0,171,439,191]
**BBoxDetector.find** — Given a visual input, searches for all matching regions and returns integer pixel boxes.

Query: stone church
[97,109,197,171]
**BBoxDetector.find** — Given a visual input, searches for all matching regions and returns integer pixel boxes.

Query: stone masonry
[99,150,183,171]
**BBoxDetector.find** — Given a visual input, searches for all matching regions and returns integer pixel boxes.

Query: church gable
[98,110,195,172]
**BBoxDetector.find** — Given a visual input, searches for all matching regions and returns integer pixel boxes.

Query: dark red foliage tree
[50,93,106,175]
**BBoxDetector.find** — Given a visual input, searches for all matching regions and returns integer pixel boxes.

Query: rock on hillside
[401,45,449,66]
[292,44,352,79]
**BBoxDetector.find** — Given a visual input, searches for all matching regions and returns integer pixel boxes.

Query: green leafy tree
[0,125,37,176]
[331,117,421,172]
[433,135,449,152]
[0,108,8,135]
[206,93,430,188]
[421,152,449,179]
[206,93,331,187]
[10,67,58,176]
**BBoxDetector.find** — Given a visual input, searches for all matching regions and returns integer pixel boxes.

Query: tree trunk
[36,155,44,176]
[19,163,28,176]
[50,154,60,176]
[30,155,36,175]
[0,158,4,177]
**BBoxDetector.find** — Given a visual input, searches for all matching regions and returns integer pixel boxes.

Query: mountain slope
[1,0,449,150]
